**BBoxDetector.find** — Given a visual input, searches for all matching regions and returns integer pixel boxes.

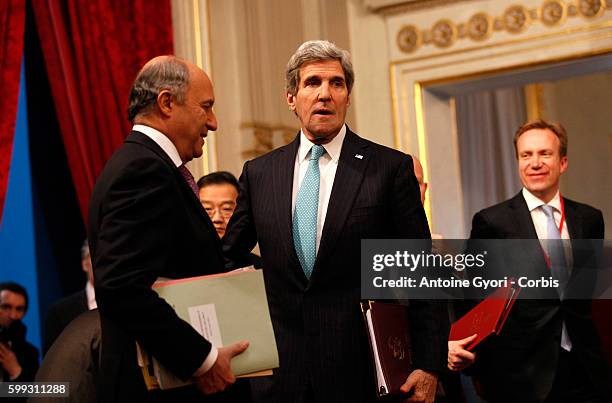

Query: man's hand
[399,369,438,403]
[448,334,477,371]
[0,342,22,380]
[193,341,249,395]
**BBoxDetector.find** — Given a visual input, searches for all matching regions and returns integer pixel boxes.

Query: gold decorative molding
[240,121,299,159]
[396,0,611,53]
[503,5,531,33]
[578,0,606,18]
[370,0,472,16]
[466,12,493,41]
[390,21,612,73]
[397,25,421,53]
[431,19,458,47]
[540,0,568,26]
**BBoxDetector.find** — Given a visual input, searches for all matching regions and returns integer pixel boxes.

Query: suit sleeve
[392,155,431,239]
[223,160,259,269]
[393,155,448,372]
[593,209,605,239]
[470,210,495,239]
[92,158,211,380]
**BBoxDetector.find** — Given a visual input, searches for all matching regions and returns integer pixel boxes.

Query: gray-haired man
[224,40,446,403]
[89,56,248,402]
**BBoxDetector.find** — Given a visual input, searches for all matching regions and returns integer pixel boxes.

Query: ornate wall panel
[383,0,612,236]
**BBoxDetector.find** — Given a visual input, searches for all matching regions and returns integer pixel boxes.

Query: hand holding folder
[447,334,477,372]
[138,269,279,390]
[448,282,520,371]
[193,341,249,395]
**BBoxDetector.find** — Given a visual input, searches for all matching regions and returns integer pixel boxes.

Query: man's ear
[286,92,296,112]
[560,155,568,174]
[157,90,174,117]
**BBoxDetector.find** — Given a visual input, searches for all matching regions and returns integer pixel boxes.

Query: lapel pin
[355,154,363,159]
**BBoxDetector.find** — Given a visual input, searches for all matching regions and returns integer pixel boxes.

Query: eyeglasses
[202,204,235,219]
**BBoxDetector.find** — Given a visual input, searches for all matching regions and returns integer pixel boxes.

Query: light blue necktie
[293,144,326,279]
[542,205,573,350]
[542,205,569,297]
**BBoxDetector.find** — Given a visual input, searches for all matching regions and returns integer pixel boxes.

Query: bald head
[412,157,428,204]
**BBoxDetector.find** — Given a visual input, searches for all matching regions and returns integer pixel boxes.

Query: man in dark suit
[88,56,248,402]
[448,120,610,402]
[224,40,446,403]
[43,240,93,354]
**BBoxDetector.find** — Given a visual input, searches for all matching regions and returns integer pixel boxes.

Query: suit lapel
[563,198,582,239]
[127,131,219,240]
[273,135,302,271]
[510,192,539,239]
[313,130,369,277]
[172,168,221,237]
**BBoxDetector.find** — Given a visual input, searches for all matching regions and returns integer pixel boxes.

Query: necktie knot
[541,204,555,219]
[310,145,326,161]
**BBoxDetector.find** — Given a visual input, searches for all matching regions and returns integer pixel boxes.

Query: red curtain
[0,0,26,224]
[31,0,174,223]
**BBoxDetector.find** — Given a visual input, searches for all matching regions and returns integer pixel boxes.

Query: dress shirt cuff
[193,347,218,377]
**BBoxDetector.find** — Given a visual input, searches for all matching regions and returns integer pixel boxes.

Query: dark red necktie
[178,165,199,197]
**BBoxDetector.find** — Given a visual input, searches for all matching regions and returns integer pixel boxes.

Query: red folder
[361,301,413,398]
[449,282,520,350]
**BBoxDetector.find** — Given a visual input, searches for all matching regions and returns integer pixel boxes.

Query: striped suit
[224,128,447,403]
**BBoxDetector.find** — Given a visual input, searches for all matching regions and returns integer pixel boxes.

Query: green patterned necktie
[293,144,326,279]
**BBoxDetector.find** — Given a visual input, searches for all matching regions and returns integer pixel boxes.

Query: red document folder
[449,282,521,350]
[361,301,413,398]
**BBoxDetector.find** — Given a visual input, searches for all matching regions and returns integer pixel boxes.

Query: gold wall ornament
[397,25,421,53]
[578,0,606,18]
[467,12,493,41]
[394,0,610,53]
[503,5,531,33]
[240,121,299,158]
[493,17,505,31]
[431,19,458,48]
[241,128,273,159]
[457,23,467,39]
[541,0,567,26]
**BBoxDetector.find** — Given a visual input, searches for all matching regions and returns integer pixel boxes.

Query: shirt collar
[297,124,346,163]
[522,187,562,212]
[133,124,182,167]
[85,281,97,310]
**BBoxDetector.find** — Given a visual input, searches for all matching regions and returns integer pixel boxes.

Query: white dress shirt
[132,124,218,375]
[133,124,182,167]
[522,188,572,351]
[291,125,346,253]
[85,282,97,310]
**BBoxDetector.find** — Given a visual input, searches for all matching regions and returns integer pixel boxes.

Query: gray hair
[285,40,354,96]
[127,57,190,121]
